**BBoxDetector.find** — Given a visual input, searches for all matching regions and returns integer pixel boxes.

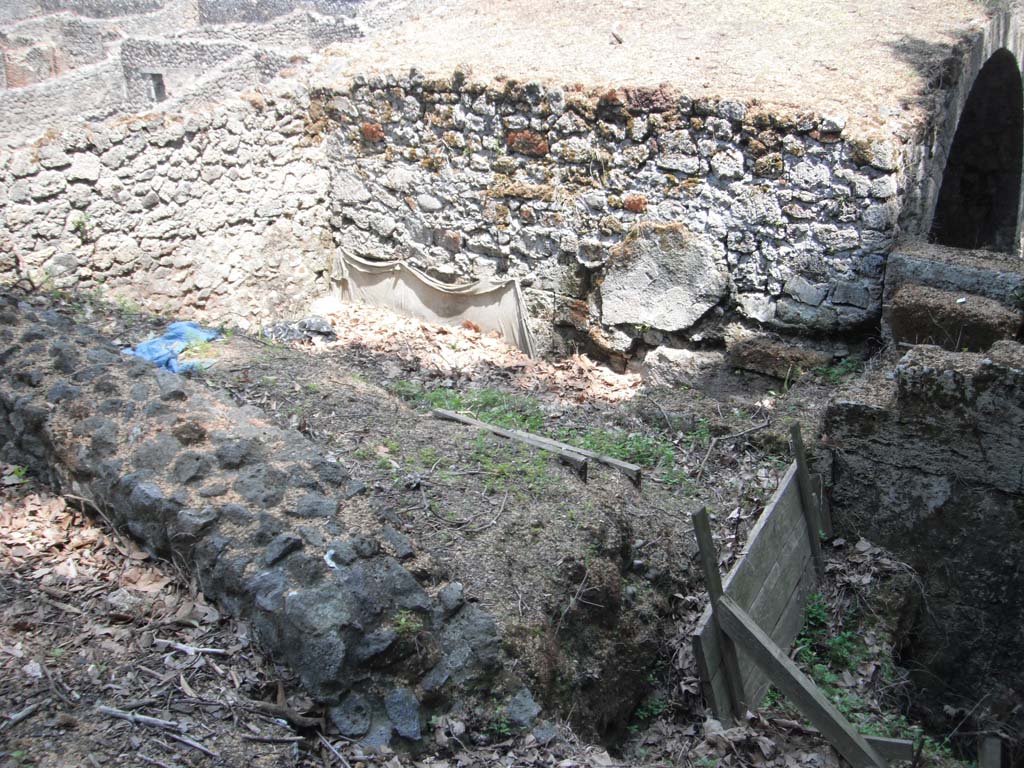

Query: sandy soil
[324,0,995,135]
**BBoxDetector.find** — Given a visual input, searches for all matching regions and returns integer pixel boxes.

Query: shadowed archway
[930,48,1023,253]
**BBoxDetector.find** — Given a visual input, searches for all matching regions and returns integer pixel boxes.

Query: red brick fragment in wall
[360,122,385,142]
[506,130,549,157]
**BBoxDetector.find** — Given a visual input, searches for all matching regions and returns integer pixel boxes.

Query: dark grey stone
[344,480,367,499]
[216,438,254,468]
[171,419,207,445]
[351,535,378,558]
[298,526,325,547]
[284,585,355,634]
[172,451,213,484]
[313,458,350,486]
[233,464,285,508]
[220,503,253,524]
[14,369,43,387]
[353,628,396,663]
[198,482,229,498]
[143,400,170,417]
[264,533,303,565]
[506,688,541,728]
[46,382,80,403]
[438,582,464,615]
[93,376,120,395]
[248,569,287,612]
[174,507,219,540]
[381,525,414,560]
[133,434,181,469]
[286,464,320,489]
[155,369,187,401]
[91,421,119,457]
[129,382,150,401]
[329,693,372,738]
[384,687,420,740]
[285,552,324,583]
[291,492,337,518]
[326,540,358,566]
[531,721,559,746]
[49,340,80,373]
[128,480,165,515]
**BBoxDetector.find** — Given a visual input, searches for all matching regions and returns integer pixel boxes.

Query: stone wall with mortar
[0,293,541,747]
[824,342,1024,736]
[314,71,907,355]
[3,64,918,351]
[1,79,334,328]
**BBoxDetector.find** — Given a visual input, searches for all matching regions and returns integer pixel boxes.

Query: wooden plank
[723,464,803,607]
[432,408,641,484]
[716,596,886,768]
[693,463,812,717]
[692,509,747,722]
[790,423,825,578]
[979,736,1002,768]
[815,473,834,537]
[865,736,915,763]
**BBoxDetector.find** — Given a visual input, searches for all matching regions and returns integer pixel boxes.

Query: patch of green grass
[390,382,546,433]
[471,434,550,494]
[685,418,713,448]
[814,357,862,385]
[558,427,674,468]
[791,593,958,764]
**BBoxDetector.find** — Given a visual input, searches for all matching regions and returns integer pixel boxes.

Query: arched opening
[930,48,1024,253]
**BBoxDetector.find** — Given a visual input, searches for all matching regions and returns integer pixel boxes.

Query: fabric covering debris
[124,321,220,372]
[332,252,537,357]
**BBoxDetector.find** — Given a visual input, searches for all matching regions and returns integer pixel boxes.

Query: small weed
[393,609,424,638]
[12,465,28,480]
[304,382,321,394]
[685,418,713,448]
[70,212,90,240]
[488,710,513,739]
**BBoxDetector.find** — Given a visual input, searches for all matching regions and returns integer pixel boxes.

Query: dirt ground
[324,0,995,134]
[0,290,962,767]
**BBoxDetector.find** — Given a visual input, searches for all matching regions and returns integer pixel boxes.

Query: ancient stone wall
[1,80,333,329]
[0,294,538,747]
[315,73,904,354]
[824,342,1024,733]
[2,66,915,349]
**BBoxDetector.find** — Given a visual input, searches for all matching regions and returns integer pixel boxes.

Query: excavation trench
[824,343,1024,767]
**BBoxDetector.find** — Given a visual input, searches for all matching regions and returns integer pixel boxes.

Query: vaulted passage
[930,48,1024,253]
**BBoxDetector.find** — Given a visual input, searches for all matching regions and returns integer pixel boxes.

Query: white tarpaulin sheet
[332,252,537,358]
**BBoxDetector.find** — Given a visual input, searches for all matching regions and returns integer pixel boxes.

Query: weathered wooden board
[693,461,819,720]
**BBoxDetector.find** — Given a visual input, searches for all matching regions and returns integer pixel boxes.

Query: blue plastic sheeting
[124,321,220,373]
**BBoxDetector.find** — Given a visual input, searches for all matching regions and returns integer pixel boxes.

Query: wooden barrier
[691,423,912,767]
[692,459,819,721]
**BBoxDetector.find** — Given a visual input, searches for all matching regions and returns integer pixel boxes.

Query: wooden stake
[980,736,1002,768]
[692,508,747,723]
[432,409,639,485]
[790,423,825,578]
[716,595,886,768]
